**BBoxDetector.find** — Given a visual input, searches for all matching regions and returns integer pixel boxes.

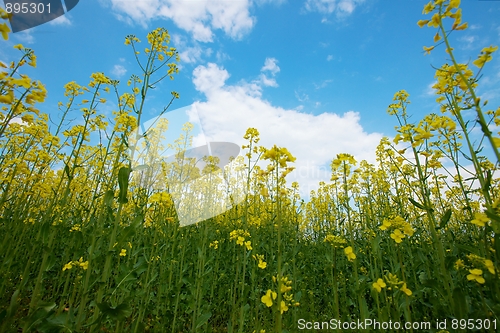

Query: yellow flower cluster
[229,229,252,251]
[0,8,11,40]
[261,276,298,313]
[465,253,496,275]
[62,257,89,271]
[373,273,412,296]
[379,216,414,244]
[262,145,296,177]
[209,240,219,250]
[324,234,347,248]
[252,254,267,269]
[418,0,467,56]
[69,224,81,232]
[125,28,180,79]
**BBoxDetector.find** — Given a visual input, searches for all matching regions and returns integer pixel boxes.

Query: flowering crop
[0,1,499,332]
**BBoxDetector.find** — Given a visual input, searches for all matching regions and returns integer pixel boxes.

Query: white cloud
[425,81,437,96]
[261,57,280,75]
[254,0,287,4]
[305,0,364,16]
[15,30,34,44]
[258,74,278,87]
[216,50,231,63]
[295,90,309,102]
[180,45,204,64]
[49,14,72,26]
[111,64,127,78]
[258,57,280,87]
[187,62,383,196]
[458,35,476,50]
[327,54,334,61]
[314,79,333,89]
[105,0,255,42]
[192,63,230,94]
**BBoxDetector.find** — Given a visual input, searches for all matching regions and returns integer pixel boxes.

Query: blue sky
[1,0,500,195]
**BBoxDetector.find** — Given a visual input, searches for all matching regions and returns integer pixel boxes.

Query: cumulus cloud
[14,30,34,44]
[105,0,255,42]
[49,14,72,26]
[172,34,208,65]
[258,57,280,87]
[192,63,230,94]
[305,0,364,17]
[111,64,127,78]
[187,61,383,196]
[261,57,280,75]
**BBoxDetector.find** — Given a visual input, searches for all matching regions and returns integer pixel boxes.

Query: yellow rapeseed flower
[471,212,489,227]
[417,19,429,28]
[261,289,277,307]
[449,0,460,9]
[372,278,386,292]
[77,257,89,270]
[62,262,73,271]
[427,13,440,28]
[344,246,356,261]
[0,22,10,40]
[473,45,498,68]
[401,283,412,296]
[422,1,435,14]
[280,301,289,314]
[423,46,435,55]
[455,259,465,270]
[379,219,391,230]
[390,229,405,243]
[484,260,495,274]
[467,269,485,284]
[119,249,127,257]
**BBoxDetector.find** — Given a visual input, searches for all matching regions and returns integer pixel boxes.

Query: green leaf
[0,310,6,323]
[97,301,132,321]
[437,209,452,230]
[485,210,500,233]
[483,170,492,192]
[118,167,131,204]
[295,290,302,302]
[7,290,19,318]
[485,209,500,223]
[495,233,500,264]
[45,254,56,272]
[408,198,425,210]
[64,163,72,181]
[41,221,51,243]
[195,312,212,329]
[104,190,114,208]
[452,287,468,319]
